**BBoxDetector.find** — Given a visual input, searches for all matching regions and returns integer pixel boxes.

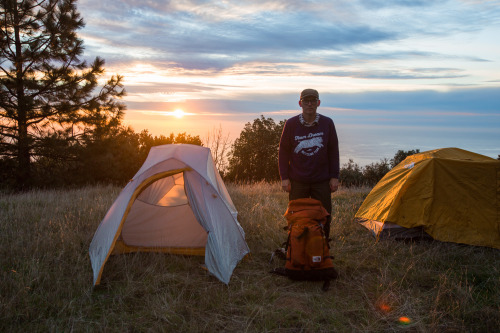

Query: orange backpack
[283,198,337,282]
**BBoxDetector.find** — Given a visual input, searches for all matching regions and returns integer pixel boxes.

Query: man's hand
[330,178,339,192]
[281,179,291,192]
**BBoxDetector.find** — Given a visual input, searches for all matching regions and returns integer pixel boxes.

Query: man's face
[299,96,320,115]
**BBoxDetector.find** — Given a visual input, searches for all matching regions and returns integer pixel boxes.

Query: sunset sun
[173,109,185,118]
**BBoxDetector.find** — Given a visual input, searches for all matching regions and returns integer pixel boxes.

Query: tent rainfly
[354,147,500,249]
[89,144,250,285]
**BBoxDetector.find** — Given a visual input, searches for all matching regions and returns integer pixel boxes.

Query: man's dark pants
[289,179,332,238]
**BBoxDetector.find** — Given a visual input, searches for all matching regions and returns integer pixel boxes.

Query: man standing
[278,88,340,238]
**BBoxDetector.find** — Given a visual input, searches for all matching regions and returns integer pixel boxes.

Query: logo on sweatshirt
[294,133,324,156]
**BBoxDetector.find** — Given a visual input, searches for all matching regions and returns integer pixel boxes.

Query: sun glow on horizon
[173,109,185,118]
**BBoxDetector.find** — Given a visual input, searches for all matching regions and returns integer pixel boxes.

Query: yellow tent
[354,148,500,249]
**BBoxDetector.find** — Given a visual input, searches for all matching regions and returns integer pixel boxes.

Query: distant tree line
[338,149,420,187]
[0,124,202,188]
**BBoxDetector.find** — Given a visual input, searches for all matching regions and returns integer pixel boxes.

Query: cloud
[122,86,500,125]
[93,19,392,69]
[124,83,219,95]
[322,87,500,113]
[315,68,467,80]
[77,0,500,78]
[359,0,434,8]
[79,0,398,70]
[76,1,500,138]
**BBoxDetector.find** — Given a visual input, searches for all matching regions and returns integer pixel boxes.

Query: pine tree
[0,0,125,189]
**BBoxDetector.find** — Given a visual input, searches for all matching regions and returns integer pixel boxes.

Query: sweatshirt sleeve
[329,120,340,179]
[278,120,292,181]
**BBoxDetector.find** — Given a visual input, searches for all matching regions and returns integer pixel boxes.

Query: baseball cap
[300,88,319,100]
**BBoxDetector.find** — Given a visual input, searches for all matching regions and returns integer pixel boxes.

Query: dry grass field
[1,183,498,332]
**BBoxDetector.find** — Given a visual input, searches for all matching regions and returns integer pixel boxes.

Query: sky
[77,0,500,166]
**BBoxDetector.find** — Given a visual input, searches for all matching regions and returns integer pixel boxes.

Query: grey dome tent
[89,144,250,285]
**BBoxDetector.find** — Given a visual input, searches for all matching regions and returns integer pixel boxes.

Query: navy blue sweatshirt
[278,114,339,183]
